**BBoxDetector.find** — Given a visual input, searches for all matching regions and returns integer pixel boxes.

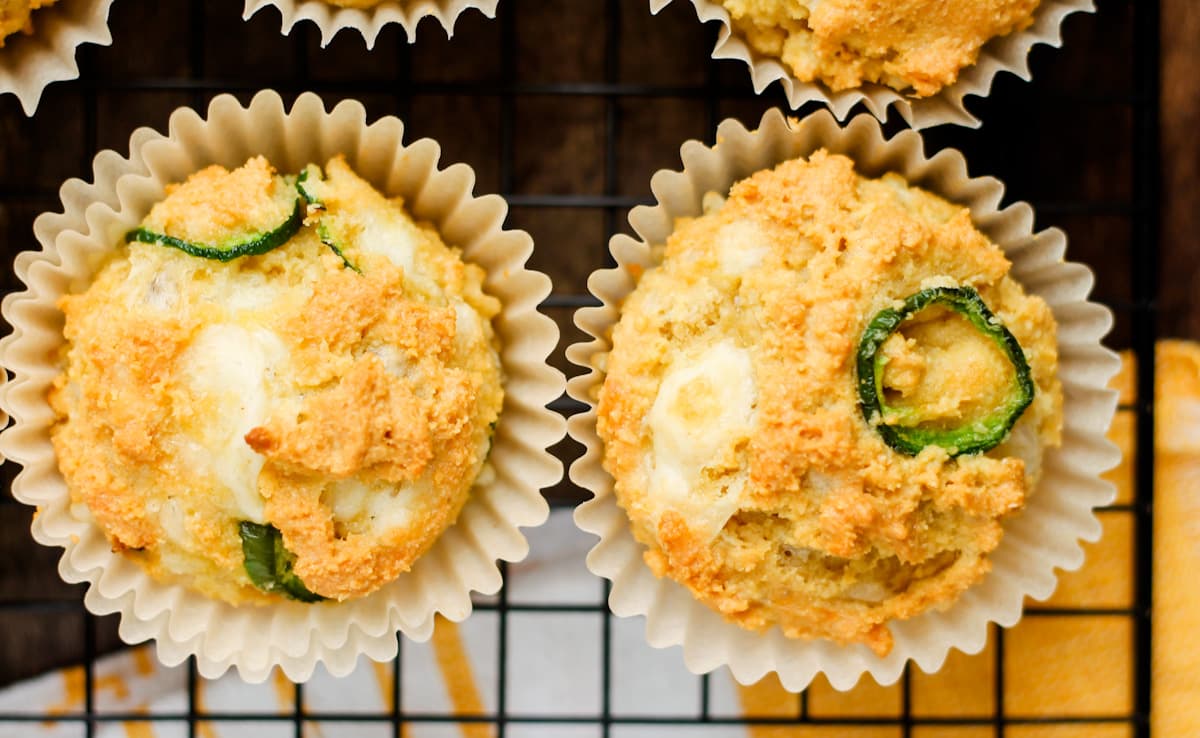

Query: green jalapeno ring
[239,521,326,603]
[856,285,1036,457]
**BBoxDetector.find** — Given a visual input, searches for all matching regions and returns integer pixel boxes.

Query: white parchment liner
[651,0,1094,129]
[0,0,113,116]
[0,89,564,682]
[568,108,1121,691]
[244,0,497,48]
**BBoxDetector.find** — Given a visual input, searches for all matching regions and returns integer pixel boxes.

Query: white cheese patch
[369,343,418,384]
[454,301,483,349]
[714,219,768,277]
[127,257,179,312]
[159,497,188,547]
[354,206,419,278]
[220,270,287,315]
[180,324,288,524]
[646,341,757,541]
[323,476,419,536]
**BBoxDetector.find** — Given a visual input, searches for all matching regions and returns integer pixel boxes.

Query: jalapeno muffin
[596,150,1062,655]
[49,155,503,605]
[718,0,1040,97]
[0,0,57,46]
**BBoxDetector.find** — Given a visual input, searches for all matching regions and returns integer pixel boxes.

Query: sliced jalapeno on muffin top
[126,159,305,262]
[297,163,362,273]
[857,285,1035,457]
[239,521,326,603]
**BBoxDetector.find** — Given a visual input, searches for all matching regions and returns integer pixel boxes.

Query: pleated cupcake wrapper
[0,89,564,682]
[244,0,497,47]
[0,0,113,115]
[651,0,1094,129]
[567,108,1122,691]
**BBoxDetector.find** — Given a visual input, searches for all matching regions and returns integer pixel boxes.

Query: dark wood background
[0,0,1191,688]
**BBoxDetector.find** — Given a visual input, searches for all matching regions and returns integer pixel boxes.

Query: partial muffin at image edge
[0,90,563,682]
[596,148,1063,656]
[51,154,504,606]
[654,0,1094,128]
[569,109,1119,691]
[718,0,1040,98]
[0,0,114,115]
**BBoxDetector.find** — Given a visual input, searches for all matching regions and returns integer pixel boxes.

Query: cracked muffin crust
[49,155,503,605]
[596,150,1063,655]
[718,0,1041,97]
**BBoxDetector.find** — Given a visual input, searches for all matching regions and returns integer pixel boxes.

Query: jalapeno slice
[126,194,304,263]
[239,521,326,603]
[297,164,361,273]
[856,285,1035,457]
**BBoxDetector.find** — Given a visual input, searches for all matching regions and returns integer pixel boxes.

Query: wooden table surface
[0,0,1192,692]
[1161,0,1199,339]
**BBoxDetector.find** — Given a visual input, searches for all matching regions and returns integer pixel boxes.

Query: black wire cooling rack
[0,0,1160,736]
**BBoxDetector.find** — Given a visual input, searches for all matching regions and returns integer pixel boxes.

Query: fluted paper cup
[567,108,1121,691]
[651,0,1094,129]
[0,0,113,116]
[244,0,497,47]
[0,89,564,682]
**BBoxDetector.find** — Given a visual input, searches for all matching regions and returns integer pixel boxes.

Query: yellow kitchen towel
[1150,340,1200,737]
[1,344,1196,738]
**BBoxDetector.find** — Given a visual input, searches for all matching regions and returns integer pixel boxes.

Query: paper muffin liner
[567,108,1121,691]
[0,89,564,682]
[244,0,497,48]
[0,0,113,116]
[651,0,1094,129]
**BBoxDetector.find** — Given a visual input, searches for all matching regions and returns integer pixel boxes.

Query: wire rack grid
[0,0,1159,736]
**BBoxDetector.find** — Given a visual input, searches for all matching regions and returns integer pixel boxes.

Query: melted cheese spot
[220,270,287,315]
[647,341,757,540]
[129,259,178,312]
[355,206,419,278]
[179,324,287,523]
[454,301,482,350]
[714,219,768,276]
[323,477,420,536]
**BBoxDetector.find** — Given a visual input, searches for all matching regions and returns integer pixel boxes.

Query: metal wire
[0,0,1157,735]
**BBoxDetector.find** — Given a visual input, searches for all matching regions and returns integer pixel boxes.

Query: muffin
[596,149,1062,655]
[49,155,503,605]
[662,0,1094,128]
[719,0,1040,97]
[0,0,57,46]
[0,90,562,681]
[570,110,1118,689]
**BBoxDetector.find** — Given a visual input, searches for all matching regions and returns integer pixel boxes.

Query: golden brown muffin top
[50,156,504,604]
[597,151,1062,654]
[721,0,1040,97]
